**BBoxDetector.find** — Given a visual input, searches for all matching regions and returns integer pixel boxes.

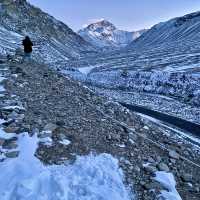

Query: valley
[0,0,200,200]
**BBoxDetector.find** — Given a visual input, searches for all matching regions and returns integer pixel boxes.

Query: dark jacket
[22,37,33,53]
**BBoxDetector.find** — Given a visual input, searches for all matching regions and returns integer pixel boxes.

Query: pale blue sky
[29,0,200,31]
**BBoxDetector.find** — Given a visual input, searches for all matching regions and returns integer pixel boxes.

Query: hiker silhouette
[22,36,33,61]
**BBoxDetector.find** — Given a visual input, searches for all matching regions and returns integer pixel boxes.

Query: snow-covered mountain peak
[78,20,147,48]
[86,19,117,32]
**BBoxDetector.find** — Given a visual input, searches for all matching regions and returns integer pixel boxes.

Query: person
[22,36,33,62]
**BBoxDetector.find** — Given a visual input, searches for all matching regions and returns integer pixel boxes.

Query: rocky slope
[78,19,147,48]
[0,56,200,200]
[0,0,97,65]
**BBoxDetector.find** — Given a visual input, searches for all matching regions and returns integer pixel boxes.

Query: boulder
[158,162,170,172]
[169,150,180,159]
[43,123,57,132]
[5,151,19,158]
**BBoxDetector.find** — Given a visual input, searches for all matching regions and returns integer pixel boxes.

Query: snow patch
[0,85,5,92]
[2,105,25,110]
[154,171,182,200]
[38,136,53,146]
[0,119,6,125]
[0,133,132,200]
[79,65,97,75]
[79,66,93,75]
[59,139,71,145]
[117,144,126,148]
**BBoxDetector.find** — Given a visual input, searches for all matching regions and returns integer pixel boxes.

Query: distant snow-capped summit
[78,19,147,48]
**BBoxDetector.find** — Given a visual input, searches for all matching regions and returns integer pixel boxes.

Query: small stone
[169,150,180,159]
[56,120,65,127]
[158,162,170,172]
[130,152,134,157]
[135,166,141,173]
[7,111,18,120]
[129,133,138,141]
[43,123,57,132]
[4,126,19,133]
[144,165,157,174]
[156,156,162,163]
[124,160,131,166]
[170,158,176,164]
[128,165,134,170]
[148,157,155,163]
[111,133,121,141]
[129,138,135,144]
[0,139,5,146]
[181,174,193,182]
[140,181,146,186]
[38,131,52,138]
[194,186,200,193]
[22,124,31,132]
[106,134,112,140]
[144,181,163,190]
[2,140,17,149]
[183,151,190,156]
[36,118,43,125]
[18,114,25,120]
[60,134,67,140]
[5,151,19,158]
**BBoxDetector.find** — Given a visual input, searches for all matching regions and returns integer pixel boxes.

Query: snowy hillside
[129,11,200,49]
[78,19,147,48]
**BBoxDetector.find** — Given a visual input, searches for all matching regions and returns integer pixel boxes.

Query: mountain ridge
[128,10,200,49]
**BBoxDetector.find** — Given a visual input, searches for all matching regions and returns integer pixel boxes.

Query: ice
[0,133,132,200]
[154,171,182,200]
